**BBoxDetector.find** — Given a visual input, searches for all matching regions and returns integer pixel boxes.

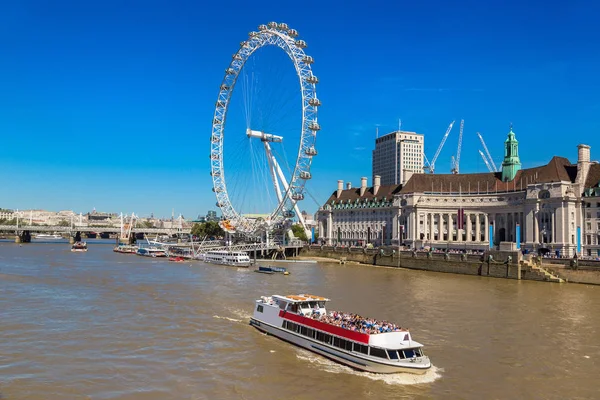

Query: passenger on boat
[310,310,405,335]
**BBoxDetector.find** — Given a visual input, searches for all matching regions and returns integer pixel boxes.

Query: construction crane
[478,150,494,172]
[425,120,455,173]
[477,132,498,172]
[451,119,464,174]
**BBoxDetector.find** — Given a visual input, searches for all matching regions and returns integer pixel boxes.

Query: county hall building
[318,127,600,257]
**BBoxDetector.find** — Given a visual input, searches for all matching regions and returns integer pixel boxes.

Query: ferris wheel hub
[246,128,283,143]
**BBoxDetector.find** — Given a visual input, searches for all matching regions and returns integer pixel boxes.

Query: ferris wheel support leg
[264,142,285,204]
[266,143,311,240]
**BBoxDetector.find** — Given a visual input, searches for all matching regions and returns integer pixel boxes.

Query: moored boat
[204,250,251,267]
[254,266,275,274]
[250,294,431,374]
[136,247,167,257]
[71,241,88,252]
[169,256,185,262]
[113,244,138,254]
[36,233,63,240]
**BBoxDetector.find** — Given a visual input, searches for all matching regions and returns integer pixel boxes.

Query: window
[370,347,388,359]
[257,305,263,313]
[388,350,399,360]
[403,348,417,358]
[354,343,369,355]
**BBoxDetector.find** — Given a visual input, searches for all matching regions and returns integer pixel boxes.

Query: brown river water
[1,240,599,399]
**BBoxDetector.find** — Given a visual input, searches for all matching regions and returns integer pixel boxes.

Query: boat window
[415,348,423,357]
[338,338,347,349]
[279,301,287,310]
[345,341,353,351]
[301,326,308,336]
[257,305,263,313]
[316,331,325,342]
[403,349,416,358]
[387,350,399,360]
[307,328,314,338]
[333,337,341,348]
[289,304,298,313]
[354,343,368,355]
[323,334,332,344]
[370,347,388,359]
[317,301,325,308]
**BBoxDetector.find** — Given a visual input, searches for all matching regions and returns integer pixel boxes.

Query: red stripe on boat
[279,310,370,344]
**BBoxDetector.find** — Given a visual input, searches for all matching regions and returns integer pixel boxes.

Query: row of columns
[412,212,491,243]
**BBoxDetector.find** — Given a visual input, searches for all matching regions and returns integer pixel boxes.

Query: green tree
[191,221,224,238]
[140,221,155,229]
[191,223,206,237]
[291,224,308,242]
[57,220,70,227]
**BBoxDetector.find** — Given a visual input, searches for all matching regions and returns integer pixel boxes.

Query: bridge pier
[71,231,81,244]
[16,231,31,243]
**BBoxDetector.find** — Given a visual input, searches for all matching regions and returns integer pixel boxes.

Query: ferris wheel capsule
[278,23,289,30]
[300,171,312,179]
[302,55,314,64]
[308,122,321,131]
[305,74,319,84]
[288,29,298,37]
[308,98,321,107]
[258,24,267,31]
[268,21,277,28]
[295,40,307,49]
[304,147,317,156]
[283,211,296,218]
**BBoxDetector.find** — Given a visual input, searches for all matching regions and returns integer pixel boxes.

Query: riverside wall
[300,246,548,282]
[300,246,600,285]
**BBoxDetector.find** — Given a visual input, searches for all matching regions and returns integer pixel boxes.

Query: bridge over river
[0,224,191,243]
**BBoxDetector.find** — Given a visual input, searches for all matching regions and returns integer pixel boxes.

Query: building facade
[320,127,600,258]
[372,130,424,185]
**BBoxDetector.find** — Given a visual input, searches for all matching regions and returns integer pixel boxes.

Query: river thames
[1,241,599,399]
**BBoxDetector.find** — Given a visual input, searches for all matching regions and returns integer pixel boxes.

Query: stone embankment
[299,245,600,285]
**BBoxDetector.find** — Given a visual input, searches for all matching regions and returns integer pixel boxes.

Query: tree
[140,221,155,229]
[57,220,70,227]
[291,224,308,242]
[191,221,224,239]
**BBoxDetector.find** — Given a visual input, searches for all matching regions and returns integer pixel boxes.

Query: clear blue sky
[1,0,599,219]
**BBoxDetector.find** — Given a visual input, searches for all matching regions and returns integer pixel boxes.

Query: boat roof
[273,294,330,303]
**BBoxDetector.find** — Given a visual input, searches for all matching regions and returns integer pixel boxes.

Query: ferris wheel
[210,22,320,236]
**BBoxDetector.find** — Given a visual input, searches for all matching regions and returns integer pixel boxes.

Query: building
[317,177,402,247]
[206,210,219,222]
[372,130,424,185]
[319,126,600,258]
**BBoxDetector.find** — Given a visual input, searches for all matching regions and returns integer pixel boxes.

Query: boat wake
[212,315,244,323]
[295,350,442,385]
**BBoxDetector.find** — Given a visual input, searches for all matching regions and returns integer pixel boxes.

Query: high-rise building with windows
[372,130,424,185]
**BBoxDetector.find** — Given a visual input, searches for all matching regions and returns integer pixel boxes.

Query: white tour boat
[203,250,251,267]
[250,294,431,374]
[36,233,63,240]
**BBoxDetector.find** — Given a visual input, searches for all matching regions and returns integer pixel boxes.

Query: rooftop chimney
[360,177,367,196]
[337,180,343,198]
[373,175,381,196]
[346,182,352,190]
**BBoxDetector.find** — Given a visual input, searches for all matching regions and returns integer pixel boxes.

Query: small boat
[250,294,431,374]
[270,266,289,274]
[254,266,275,274]
[36,233,63,240]
[169,256,185,262]
[136,247,167,257]
[113,245,138,254]
[71,241,88,252]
